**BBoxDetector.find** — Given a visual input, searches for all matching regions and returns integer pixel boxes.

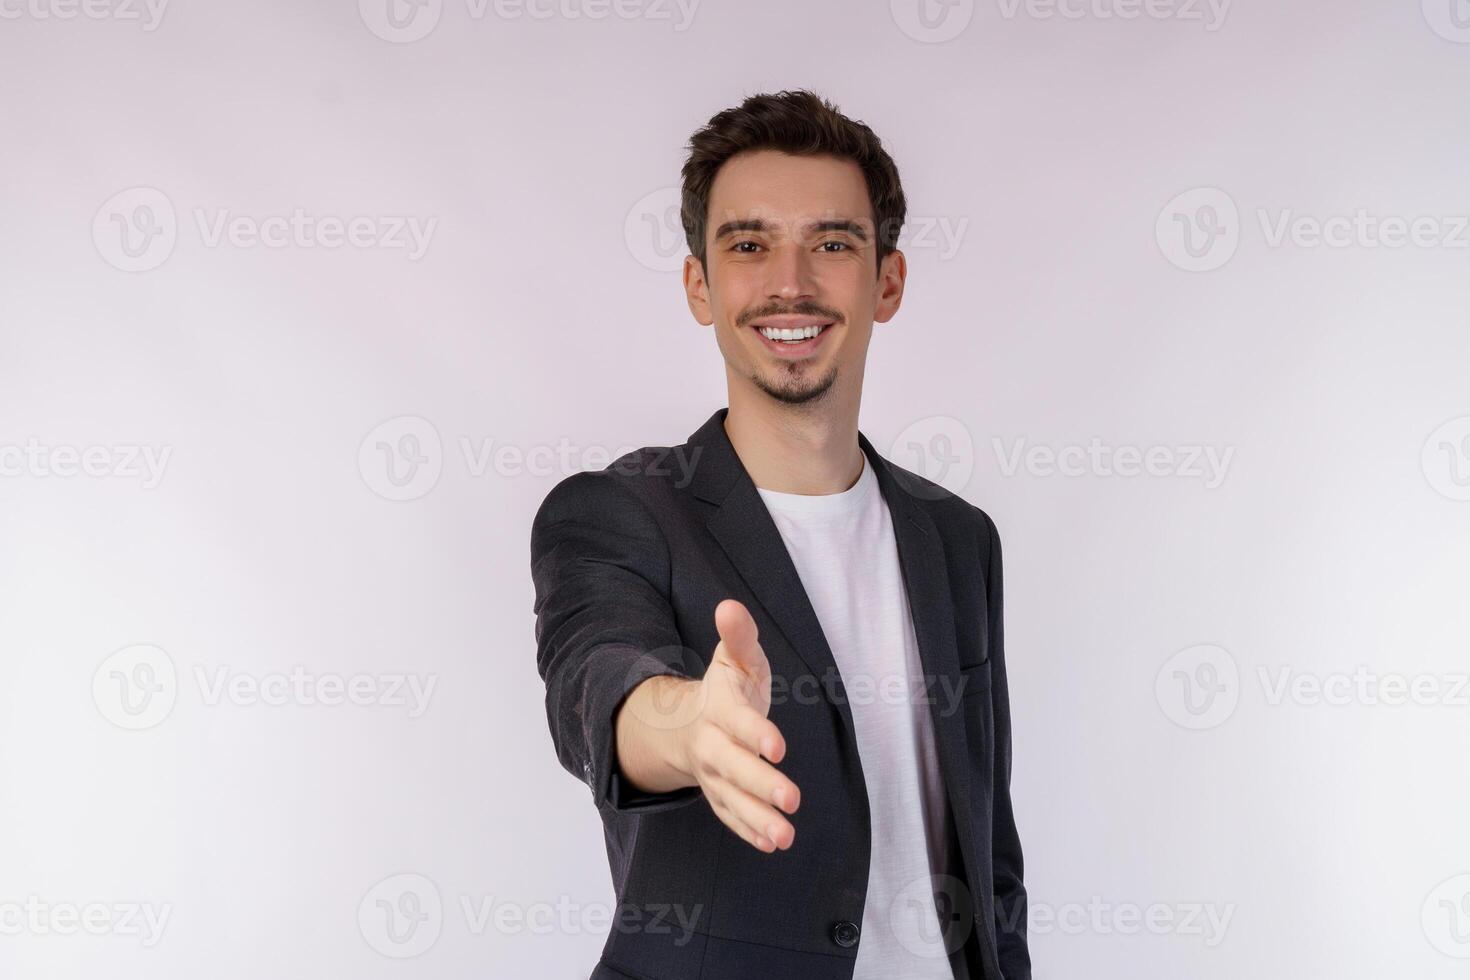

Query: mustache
[737,303,844,327]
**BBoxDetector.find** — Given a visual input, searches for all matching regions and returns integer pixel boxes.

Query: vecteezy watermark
[1423,873,1470,958]
[358,873,702,958]
[458,895,701,943]
[0,897,172,946]
[92,187,178,272]
[624,187,687,273]
[885,878,1234,955]
[1422,416,1470,502]
[357,415,703,501]
[993,436,1235,488]
[886,416,1235,495]
[92,645,438,730]
[1156,644,1240,730]
[1157,186,1470,271]
[358,0,700,43]
[1156,187,1240,272]
[1156,645,1470,730]
[1422,0,1470,43]
[891,0,1229,42]
[888,415,976,499]
[1256,209,1470,250]
[889,0,975,43]
[888,873,976,959]
[620,660,978,738]
[0,439,171,488]
[91,645,179,730]
[1007,896,1236,946]
[360,874,443,958]
[624,191,972,273]
[0,0,168,30]
[770,667,973,719]
[358,416,444,502]
[1257,666,1470,708]
[92,186,438,272]
[994,0,1230,30]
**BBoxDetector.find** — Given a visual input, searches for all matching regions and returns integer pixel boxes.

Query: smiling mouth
[755,322,832,344]
[746,319,835,359]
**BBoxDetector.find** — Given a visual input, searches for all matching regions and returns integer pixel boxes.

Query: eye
[819,240,852,252]
[731,241,762,253]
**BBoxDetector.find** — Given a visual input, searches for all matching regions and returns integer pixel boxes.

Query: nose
[764,241,819,305]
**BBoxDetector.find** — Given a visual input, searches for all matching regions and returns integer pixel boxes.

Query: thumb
[713,598,763,670]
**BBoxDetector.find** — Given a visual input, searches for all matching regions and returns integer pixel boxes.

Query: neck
[723,380,865,496]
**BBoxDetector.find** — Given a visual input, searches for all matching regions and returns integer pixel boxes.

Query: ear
[873,249,907,324]
[684,253,714,326]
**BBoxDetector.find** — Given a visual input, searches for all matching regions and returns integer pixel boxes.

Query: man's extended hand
[614,598,801,852]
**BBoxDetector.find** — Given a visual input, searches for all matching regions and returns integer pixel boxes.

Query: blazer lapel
[860,429,982,894]
[686,408,858,741]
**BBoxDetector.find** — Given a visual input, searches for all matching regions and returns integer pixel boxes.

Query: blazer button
[831,920,860,948]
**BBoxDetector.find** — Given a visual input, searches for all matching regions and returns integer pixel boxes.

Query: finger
[711,775,795,851]
[707,729,801,816]
[718,701,790,768]
[713,599,763,670]
[706,787,776,853]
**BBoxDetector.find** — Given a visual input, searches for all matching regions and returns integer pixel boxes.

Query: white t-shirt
[756,454,961,979]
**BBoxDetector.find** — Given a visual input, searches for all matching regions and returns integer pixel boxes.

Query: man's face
[683,150,905,407]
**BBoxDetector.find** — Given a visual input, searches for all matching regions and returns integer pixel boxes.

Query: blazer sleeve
[983,509,1032,980]
[530,470,704,815]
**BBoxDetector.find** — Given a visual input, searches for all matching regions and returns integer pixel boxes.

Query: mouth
[747,316,836,358]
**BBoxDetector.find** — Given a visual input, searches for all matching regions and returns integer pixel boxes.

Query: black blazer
[530,408,1030,980]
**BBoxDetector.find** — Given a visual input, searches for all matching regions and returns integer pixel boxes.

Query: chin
[753,367,839,406]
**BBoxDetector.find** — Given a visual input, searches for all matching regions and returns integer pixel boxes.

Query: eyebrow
[712,217,871,243]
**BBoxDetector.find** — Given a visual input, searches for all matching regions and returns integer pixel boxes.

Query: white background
[2,0,1469,977]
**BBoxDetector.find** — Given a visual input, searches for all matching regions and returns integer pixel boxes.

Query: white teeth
[758,323,827,342]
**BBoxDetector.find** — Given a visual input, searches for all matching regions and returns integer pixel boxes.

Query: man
[531,89,1029,980]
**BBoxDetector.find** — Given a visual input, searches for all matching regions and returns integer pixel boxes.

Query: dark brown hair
[680,89,907,274]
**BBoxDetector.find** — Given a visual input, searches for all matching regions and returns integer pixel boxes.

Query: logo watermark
[890,0,975,43]
[0,439,171,488]
[1423,416,1470,501]
[358,415,703,501]
[359,874,442,958]
[357,873,702,958]
[1423,873,1470,957]
[0,897,172,946]
[889,415,976,499]
[1021,897,1235,945]
[92,187,177,272]
[1156,187,1240,272]
[886,415,1236,496]
[1156,644,1240,730]
[1258,666,1470,708]
[359,0,700,42]
[1158,186,1470,271]
[0,0,168,29]
[92,645,178,730]
[1157,645,1470,730]
[93,187,437,272]
[1422,0,1470,43]
[93,645,438,730]
[888,873,976,959]
[993,436,1234,488]
[996,0,1229,30]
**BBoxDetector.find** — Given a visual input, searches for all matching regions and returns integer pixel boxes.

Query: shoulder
[532,444,686,530]
[877,451,1002,561]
